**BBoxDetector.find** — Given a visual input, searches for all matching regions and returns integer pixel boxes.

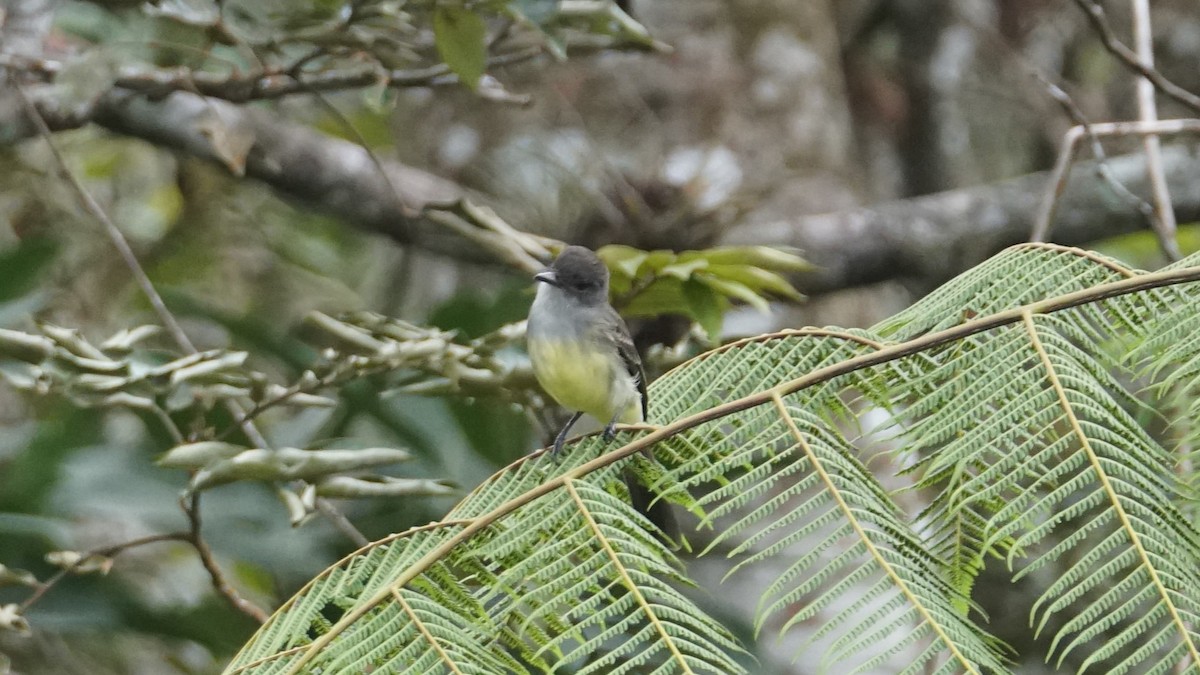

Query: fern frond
[877,243,1140,340]
[1127,250,1200,479]
[225,245,1200,674]
[895,304,1200,671]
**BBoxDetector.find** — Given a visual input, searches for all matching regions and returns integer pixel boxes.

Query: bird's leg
[552,411,585,460]
[603,413,622,442]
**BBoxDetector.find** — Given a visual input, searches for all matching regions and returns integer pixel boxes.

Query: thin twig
[1033,72,1154,224]
[1129,0,1180,261]
[18,532,191,612]
[184,493,270,623]
[300,82,415,218]
[12,80,198,353]
[905,6,1156,247]
[14,78,369,548]
[315,499,369,548]
[150,404,186,445]
[1030,120,1200,242]
[1071,0,1200,115]
[424,208,549,274]
[214,378,329,440]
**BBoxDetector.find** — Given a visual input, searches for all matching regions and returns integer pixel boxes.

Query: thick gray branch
[727,145,1200,294]
[91,90,464,240]
[13,84,1200,293]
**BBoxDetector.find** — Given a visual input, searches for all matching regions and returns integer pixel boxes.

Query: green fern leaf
[224,243,1200,674]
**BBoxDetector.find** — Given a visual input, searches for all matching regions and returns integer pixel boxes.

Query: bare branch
[945,10,1161,252]
[13,54,1200,296]
[0,46,545,104]
[1032,73,1154,228]
[1072,0,1200,115]
[732,145,1200,295]
[77,88,555,272]
[18,533,192,613]
[15,77,370,547]
[183,494,270,624]
[11,79,199,352]
[1129,0,1180,261]
[1031,120,1200,243]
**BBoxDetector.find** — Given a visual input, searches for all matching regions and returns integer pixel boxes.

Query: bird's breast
[527,338,618,421]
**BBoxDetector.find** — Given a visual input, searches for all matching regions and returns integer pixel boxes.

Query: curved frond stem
[282,262,1200,673]
[1018,242,1139,277]
[234,644,308,672]
[562,478,695,674]
[1021,308,1200,667]
[686,327,888,364]
[391,588,465,674]
[770,392,980,674]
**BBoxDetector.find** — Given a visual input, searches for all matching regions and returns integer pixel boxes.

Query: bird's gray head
[534,245,610,306]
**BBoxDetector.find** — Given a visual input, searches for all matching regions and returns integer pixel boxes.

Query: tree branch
[183,493,269,624]
[0,46,545,103]
[18,533,191,613]
[1030,120,1200,244]
[727,145,1200,295]
[10,77,1200,296]
[12,80,200,352]
[1128,0,1180,261]
[1071,0,1200,115]
[64,88,550,272]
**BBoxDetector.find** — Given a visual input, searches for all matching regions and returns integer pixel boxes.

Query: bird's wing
[601,306,648,420]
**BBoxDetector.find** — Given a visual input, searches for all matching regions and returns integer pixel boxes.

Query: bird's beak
[534,270,557,286]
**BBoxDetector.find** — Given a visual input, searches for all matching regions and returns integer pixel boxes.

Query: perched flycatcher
[527,245,677,538]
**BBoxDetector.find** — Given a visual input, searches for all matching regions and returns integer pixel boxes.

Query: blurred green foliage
[1093,222,1200,268]
[0,0,805,671]
[600,245,809,341]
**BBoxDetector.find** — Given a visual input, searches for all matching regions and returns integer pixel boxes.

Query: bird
[526,245,678,539]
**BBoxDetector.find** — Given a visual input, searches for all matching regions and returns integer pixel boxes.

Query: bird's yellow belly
[528,339,616,421]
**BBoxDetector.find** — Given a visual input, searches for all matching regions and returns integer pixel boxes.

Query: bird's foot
[603,422,617,442]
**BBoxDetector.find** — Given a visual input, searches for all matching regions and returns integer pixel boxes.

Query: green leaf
[0,237,57,303]
[597,244,650,279]
[622,277,688,317]
[190,447,414,491]
[99,325,163,352]
[677,245,810,271]
[683,279,724,342]
[168,351,249,385]
[695,273,770,312]
[433,6,488,90]
[706,264,803,301]
[659,258,709,280]
[601,246,804,322]
[0,328,53,363]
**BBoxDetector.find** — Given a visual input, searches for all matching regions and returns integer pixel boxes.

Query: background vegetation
[2,0,1200,673]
